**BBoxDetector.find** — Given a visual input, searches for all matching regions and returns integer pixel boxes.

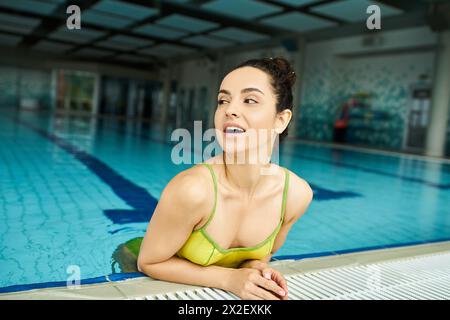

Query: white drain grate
[134,252,450,300]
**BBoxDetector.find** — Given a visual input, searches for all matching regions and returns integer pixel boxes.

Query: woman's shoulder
[282,167,314,223]
[161,163,215,215]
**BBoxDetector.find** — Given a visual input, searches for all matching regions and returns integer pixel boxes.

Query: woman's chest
[204,191,284,249]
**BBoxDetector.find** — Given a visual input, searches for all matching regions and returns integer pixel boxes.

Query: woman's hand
[259,266,289,300]
[240,260,289,300]
[225,268,287,300]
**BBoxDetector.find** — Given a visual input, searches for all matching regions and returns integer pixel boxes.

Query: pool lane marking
[14,117,158,225]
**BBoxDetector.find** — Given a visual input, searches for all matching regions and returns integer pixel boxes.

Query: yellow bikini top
[176,163,290,268]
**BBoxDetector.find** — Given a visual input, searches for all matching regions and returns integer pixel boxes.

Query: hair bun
[269,57,296,88]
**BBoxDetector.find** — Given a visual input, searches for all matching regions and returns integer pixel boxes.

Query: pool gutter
[1,240,449,300]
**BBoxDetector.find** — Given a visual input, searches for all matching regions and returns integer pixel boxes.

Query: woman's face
[215,66,288,161]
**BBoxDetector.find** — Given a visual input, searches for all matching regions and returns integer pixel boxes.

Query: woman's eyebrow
[241,87,264,95]
[218,88,264,95]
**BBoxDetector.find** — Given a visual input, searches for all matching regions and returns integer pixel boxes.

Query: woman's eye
[244,98,257,104]
[217,99,228,105]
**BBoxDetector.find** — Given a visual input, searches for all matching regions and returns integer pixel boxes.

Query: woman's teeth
[225,127,245,133]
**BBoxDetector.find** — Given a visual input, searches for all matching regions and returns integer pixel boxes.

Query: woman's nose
[224,102,239,118]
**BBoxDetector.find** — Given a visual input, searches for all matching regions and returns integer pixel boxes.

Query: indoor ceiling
[0,0,431,69]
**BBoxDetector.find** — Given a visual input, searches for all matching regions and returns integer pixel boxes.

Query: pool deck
[1,241,449,300]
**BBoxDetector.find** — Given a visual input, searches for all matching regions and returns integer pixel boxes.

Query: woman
[137,57,313,300]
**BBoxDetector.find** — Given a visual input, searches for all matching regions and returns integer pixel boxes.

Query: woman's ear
[275,109,292,134]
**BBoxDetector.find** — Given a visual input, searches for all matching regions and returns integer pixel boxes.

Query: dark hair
[230,56,296,141]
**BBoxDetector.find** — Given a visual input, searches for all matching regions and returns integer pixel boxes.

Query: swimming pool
[1,108,450,292]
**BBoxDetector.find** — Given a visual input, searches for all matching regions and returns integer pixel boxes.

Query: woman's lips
[223,122,246,133]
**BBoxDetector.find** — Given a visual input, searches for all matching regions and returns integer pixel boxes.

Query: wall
[0,46,158,112]
[0,65,52,109]
[172,26,442,152]
[297,26,438,150]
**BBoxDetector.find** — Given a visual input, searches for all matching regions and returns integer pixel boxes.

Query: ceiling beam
[0,4,200,50]
[127,0,288,37]
[67,1,203,61]
[303,9,429,42]
[0,0,431,69]
[0,44,160,77]
[0,3,203,65]
[0,27,160,70]
[175,8,429,64]
[256,0,346,25]
[69,0,294,62]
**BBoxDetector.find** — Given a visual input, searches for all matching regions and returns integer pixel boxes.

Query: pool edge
[1,240,449,300]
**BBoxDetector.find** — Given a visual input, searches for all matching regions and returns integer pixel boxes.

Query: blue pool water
[1,108,450,291]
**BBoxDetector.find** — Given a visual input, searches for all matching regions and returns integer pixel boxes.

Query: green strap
[280,167,290,225]
[201,163,218,230]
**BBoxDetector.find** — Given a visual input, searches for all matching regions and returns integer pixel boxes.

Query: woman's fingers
[262,268,288,297]
[248,282,280,300]
[274,271,288,293]
[253,273,286,297]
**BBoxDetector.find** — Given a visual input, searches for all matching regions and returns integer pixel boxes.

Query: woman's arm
[138,255,233,290]
[239,255,272,269]
[139,255,285,299]
[137,168,213,275]
[137,168,285,299]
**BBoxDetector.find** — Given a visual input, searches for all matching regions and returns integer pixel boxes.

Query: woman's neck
[220,152,274,197]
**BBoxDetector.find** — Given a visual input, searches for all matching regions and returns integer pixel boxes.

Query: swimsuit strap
[280,167,290,225]
[200,163,218,230]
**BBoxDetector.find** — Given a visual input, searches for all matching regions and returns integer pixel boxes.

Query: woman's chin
[217,132,273,163]
[218,133,247,152]
[221,146,270,165]
[222,145,248,156]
